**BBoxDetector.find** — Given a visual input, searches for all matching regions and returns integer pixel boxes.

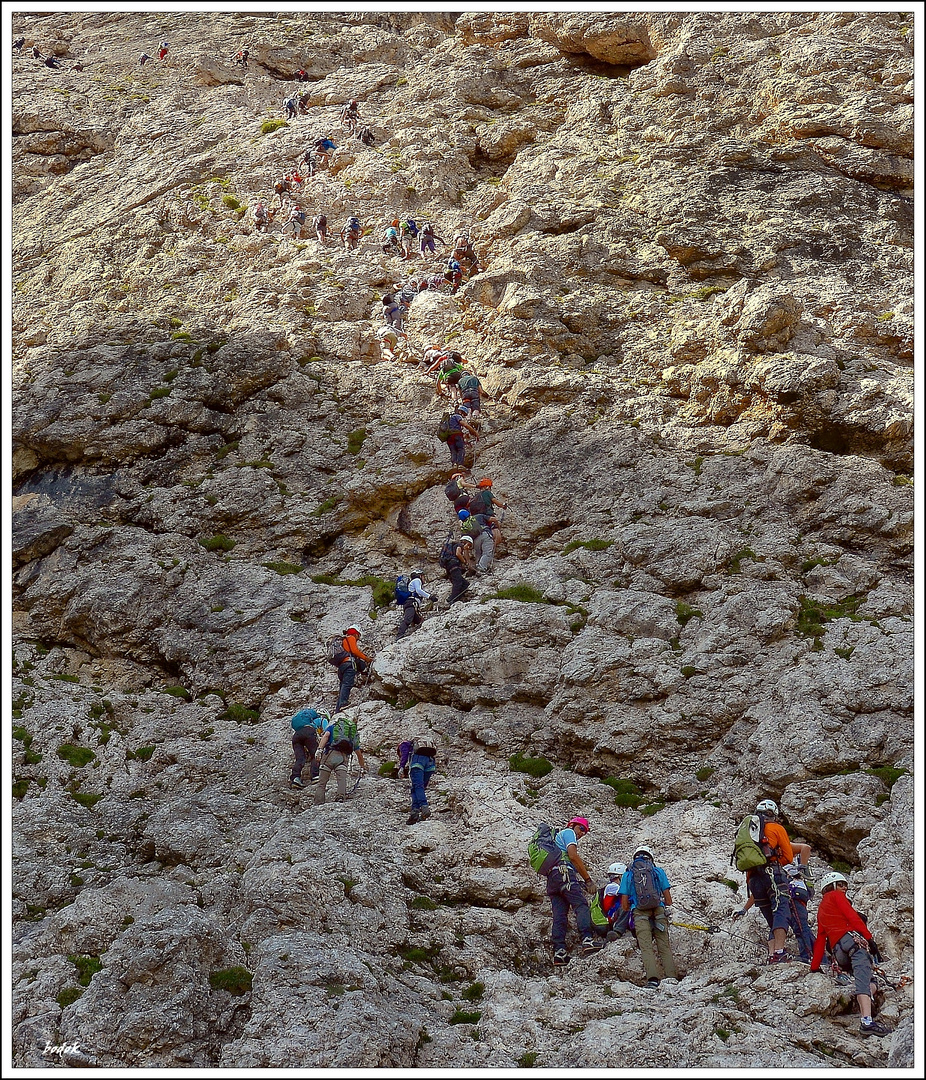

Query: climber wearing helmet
[289,704,330,788]
[590,861,631,942]
[742,799,798,964]
[810,874,893,1038]
[619,845,677,988]
[340,98,360,134]
[446,405,479,467]
[548,817,600,967]
[333,625,372,713]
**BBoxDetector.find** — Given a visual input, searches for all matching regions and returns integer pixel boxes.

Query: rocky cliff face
[10,10,914,1069]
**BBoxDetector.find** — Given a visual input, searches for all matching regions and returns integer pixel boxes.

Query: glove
[584,879,597,895]
[867,938,882,963]
[664,905,674,917]
[732,908,747,921]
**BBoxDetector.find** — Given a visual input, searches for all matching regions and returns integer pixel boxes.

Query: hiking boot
[606,930,622,942]
[406,809,420,825]
[290,777,304,788]
[859,1019,892,1038]
[552,949,570,967]
[580,938,599,957]
[768,951,791,965]
[419,806,432,820]
[646,978,661,989]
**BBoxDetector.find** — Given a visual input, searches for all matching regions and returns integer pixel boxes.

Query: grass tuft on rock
[509,753,553,778]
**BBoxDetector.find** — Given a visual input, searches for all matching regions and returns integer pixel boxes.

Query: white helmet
[820,872,848,894]
[756,799,778,815]
[459,535,473,545]
[608,862,627,878]
[633,845,654,861]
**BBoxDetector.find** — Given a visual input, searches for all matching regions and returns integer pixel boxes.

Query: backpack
[628,855,663,911]
[436,412,453,442]
[328,716,358,753]
[314,214,326,228]
[461,515,484,537]
[458,373,479,393]
[294,210,306,225]
[327,636,350,666]
[291,707,324,732]
[395,575,413,605]
[357,126,375,145]
[527,823,563,876]
[437,536,459,570]
[590,889,610,929]
[733,813,769,872]
[403,219,419,237]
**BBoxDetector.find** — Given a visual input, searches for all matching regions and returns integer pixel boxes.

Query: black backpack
[438,537,459,570]
[629,856,663,911]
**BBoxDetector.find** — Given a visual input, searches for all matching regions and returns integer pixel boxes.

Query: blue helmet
[458,509,470,520]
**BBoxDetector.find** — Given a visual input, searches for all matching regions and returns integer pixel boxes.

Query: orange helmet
[477,479,492,488]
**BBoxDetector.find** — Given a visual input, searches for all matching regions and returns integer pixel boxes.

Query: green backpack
[527,823,563,876]
[733,813,768,872]
[590,889,610,929]
[329,717,358,753]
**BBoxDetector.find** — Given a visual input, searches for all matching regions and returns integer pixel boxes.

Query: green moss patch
[509,753,553,778]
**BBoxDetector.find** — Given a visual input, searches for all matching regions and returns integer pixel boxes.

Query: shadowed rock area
[11,10,913,1069]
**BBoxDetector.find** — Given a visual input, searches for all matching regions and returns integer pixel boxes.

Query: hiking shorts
[833,933,874,997]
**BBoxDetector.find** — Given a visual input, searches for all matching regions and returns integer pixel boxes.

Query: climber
[139,52,151,65]
[381,293,404,329]
[313,135,337,167]
[619,845,677,988]
[591,862,632,940]
[340,99,360,134]
[468,478,507,519]
[340,215,362,251]
[446,405,479,467]
[295,68,308,82]
[785,862,816,963]
[313,212,328,243]
[376,324,406,362]
[253,201,270,232]
[273,178,292,208]
[453,234,480,276]
[741,799,797,963]
[13,37,26,52]
[433,353,467,400]
[381,225,401,256]
[445,258,463,293]
[284,94,299,120]
[283,204,307,238]
[419,220,446,257]
[810,873,893,1038]
[439,534,474,605]
[43,55,62,68]
[289,705,330,788]
[313,714,366,805]
[395,571,432,641]
[444,471,470,509]
[546,817,601,966]
[158,41,169,61]
[329,625,373,713]
[398,736,438,824]
[457,371,490,420]
[233,48,249,67]
[31,45,42,60]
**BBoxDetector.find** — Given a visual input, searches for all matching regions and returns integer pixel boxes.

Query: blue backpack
[403,219,419,237]
[395,575,413,605]
[291,707,326,732]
